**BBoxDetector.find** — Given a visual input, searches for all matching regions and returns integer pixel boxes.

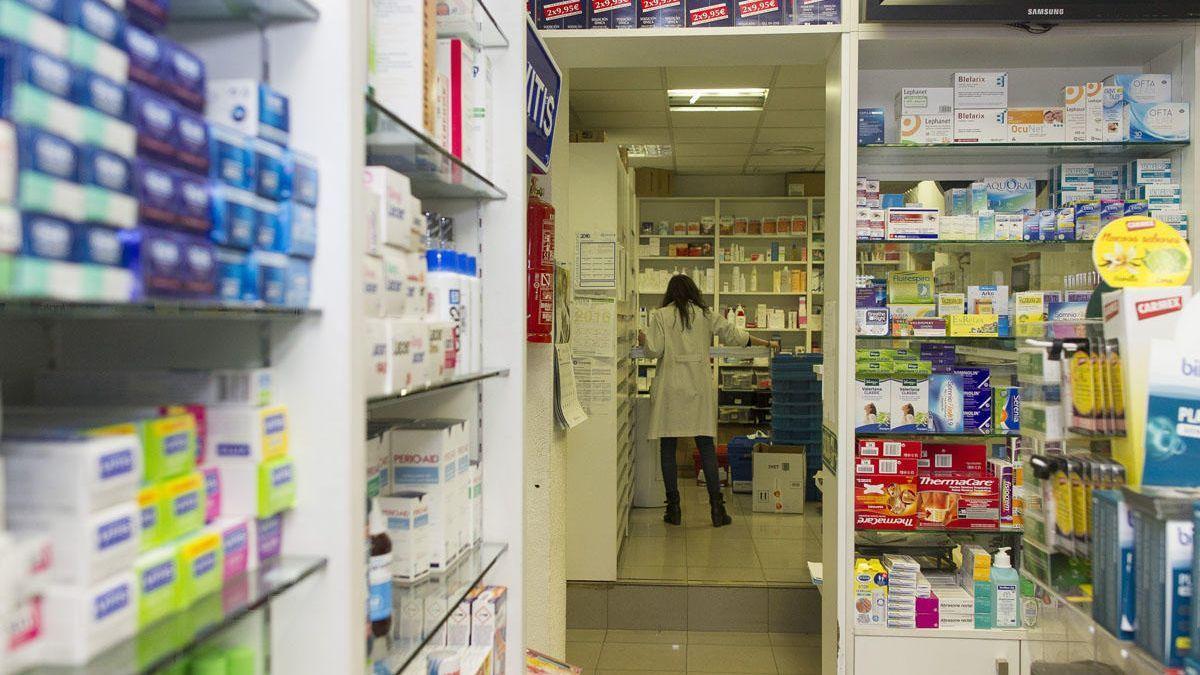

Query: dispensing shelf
[368,369,511,413]
[639,256,715,262]
[856,431,1019,439]
[721,291,808,296]
[724,260,809,266]
[858,141,1188,166]
[28,557,327,675]
[719,233,810,239]
[638,234,716,240]
[171,0,319,21]
[0,298,320,321]
[366,96,506,201]
[377,543,508,675]
[856,335,1018,347]
[858,239,1094,247]
[436,0,508,49]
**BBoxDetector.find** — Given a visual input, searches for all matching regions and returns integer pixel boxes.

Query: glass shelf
[374,543,507,675]
[28,557,327,674]
[856,335,1018,347]
[436,0,508,49]
[718,233,810,239]
[171,0,319,21]
[856,431,1018,439]
[858,239,1094,247]
[640,257,715,262]
[368,369,511,413]
[638,234,715,239]
[0,298,319,321]
[365,96,506,201]
[858,141,1188,166]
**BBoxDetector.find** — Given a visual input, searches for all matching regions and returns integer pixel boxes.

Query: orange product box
[855,456,918,530]
[916,473,999,529]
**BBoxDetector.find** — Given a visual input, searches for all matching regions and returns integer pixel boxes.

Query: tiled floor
[619,484,822,585]
[565,628,821,675]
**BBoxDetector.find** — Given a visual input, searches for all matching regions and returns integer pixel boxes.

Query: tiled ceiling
[569,65,826,175]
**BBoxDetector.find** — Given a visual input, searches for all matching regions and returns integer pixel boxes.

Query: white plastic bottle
[426,248,462,375]
[734,304,746,329]
[991,546,1020,628]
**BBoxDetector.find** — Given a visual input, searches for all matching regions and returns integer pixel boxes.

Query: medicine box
[1127,102,1191,143]
[380,490,430,582]
[214,516,256,581]
[365,165,414,252]
[896,88,953,117]
[886,208,939,240]
[9,500,139,585]
[899,114,952,146]
[1007,108,1065,143]
[176,529,223,608]
[856,365,892,433]
[206,404,288,464]
[391,420,468,570]
[206,79,289,146]
[857,108,884,145]
[1102,86,1127,142]
[161,471,204,542]
[953,109,1007,144]
[953,72,1008,110]
[471,586,508,670]
[1105,74,1172,105]
[135,544,179,627]
[42,572,136,666]
[2,433,141,514]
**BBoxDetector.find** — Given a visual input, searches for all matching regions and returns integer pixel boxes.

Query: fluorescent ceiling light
[668,88,769,112]
[624,144,673,158]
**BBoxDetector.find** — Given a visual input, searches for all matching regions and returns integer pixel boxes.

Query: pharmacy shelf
[639,256,715,262]
[855,626,1026,641]
[367,368,511,414]
[856,525,1024,534]
[747,327,807,333]
[858,141,1188,166]
[857,335,1018,346]
[724,260,809,266]
[721,291,806,296]
[858,239,1093,247]
[855,431,1019,439]
[378,543,507,675]
[719,234,809,239]
[28,557,327,675]
[436,0,508,49]
[0,298,320,321]
[856,260,902,266]
[171,0,319,21]
[638,233,716,239]
[365,96,506,200]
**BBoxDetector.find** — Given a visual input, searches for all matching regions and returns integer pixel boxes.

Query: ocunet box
[1,432,141,514]
[953,109,1007,144]
[1007,108,1065,143]
[1127,102,1191,143]
[390,419,468,570]
[1105,74,1173,105]
[953,72,1008,110]
[896,88,954,117]
[10,500,139,585]
[42,572,136,666]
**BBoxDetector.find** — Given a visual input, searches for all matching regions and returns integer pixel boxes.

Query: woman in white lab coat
[639,274,777,527]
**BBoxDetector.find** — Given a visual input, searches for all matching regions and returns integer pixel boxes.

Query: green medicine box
[162,472,205,542]
[138,485,167,552]
[136,544,180,627]
[177,531,223,608]
[258,456,297,518]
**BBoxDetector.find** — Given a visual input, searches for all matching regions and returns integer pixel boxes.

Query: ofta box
[953,72,1008,110]
[899,114,952,146]
[953,109,1007,144]
[637,0,683,26]
[1127,102,1190,143]
[589,0,636,28]
[896,88,954,117]
[1105,74,1172,105]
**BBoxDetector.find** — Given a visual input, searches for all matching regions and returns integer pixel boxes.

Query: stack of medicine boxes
[0,0,140,301]
[207,77,318,307]
[770,354,823,497]
[883,554,920,629]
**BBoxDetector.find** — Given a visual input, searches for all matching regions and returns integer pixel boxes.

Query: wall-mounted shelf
[723,260,809,265]
[859,239,1094,247]
[365,96,506,200]
[367,369,511,414]
[858,141,1188,166]
[171,0,319,21]
[436,0,508,49]
[722,291,807,296]
[639,256,715,262]
[26,557,327,675]
[638,234,716,239]
[0,299,320,321]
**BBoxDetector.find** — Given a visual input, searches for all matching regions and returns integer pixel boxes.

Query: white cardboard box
[895,88,954,116]
[953,72,1008,110]
[752,446,806,514]
[899,114,953,145]
[2,434,141,515]
[369,0,434,132]
[8,501,139,585]
[364,166,414,252]
[389,420,467,571]
[365,318,389,399]
[953,109,1007,144]
[42,572,136,666]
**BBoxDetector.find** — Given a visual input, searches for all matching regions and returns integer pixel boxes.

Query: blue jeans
[660,436,720,500]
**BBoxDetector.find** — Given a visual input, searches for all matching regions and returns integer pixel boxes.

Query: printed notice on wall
[572,356,613,415]
[554,344,588,429]
[572,297,615,358]
[577,232,617,290]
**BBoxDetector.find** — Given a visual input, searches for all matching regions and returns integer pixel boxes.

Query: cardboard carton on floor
[752,443,806,514]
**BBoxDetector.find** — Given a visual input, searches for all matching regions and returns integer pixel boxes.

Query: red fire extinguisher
[527,177,555,344]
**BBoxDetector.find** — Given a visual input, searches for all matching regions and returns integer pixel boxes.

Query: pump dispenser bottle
[992,547,1020,628]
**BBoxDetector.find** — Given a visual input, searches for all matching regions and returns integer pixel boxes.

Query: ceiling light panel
[667,88,769,112]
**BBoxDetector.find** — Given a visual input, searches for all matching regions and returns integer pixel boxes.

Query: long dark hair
[661,274,709,330]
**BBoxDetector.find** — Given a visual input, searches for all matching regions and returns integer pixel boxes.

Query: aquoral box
[982,177,1036,213]
[2,432,140,514]
[206,79,289,146]
[9,500,138,584]
[1127,102,1190,143]
[42,572,136,666]
[1105,74,1172,105]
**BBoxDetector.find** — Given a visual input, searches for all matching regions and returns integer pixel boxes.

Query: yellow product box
[947,313,1000,337]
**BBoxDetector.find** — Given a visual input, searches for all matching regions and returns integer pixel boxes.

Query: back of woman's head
[661,274,709,330]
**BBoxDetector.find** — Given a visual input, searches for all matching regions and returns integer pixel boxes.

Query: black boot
[664,491,681,526]
[710,493,732,527]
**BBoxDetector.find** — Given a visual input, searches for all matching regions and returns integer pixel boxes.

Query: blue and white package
[165,40,205,112]
[1038,210,1057,241]
[0,206,16,252]
[1101,200,1125,227]
[123,23,166,93]
[179,233,216,297]
[278,200,315,258]
[215,246,250,302]
[208,124,254,190]
[1021,209,1039,241]
[734,0,788,25]
[16,0,63,20]
[1106,74,1172,105]
[1093,490,1135,641]
[133,159,177,228]
[248,249,287,305]
[685,0,732,26]
[62,0,123,46]
[953,367,992,434]
[793,0,839,24]
[206,79,290,146]
[79,145,132,194]
[122,224,183,297]
[0,1,68,56]
[983,177,1037,213]
[253,138,289,202]
[255,198,280,251]
[1125,200,1150,218]
[1126,487,1195,668]
[637,0,683,26]
[537,0,587,28]
[21,212,74,260]
[175,169,212,234]
[288,149,318,207]
[928,372,964,434]
[73,221,126,266]
[0,40,74,105]
[128,83,177,162]
[1127,103,1191,143]
[72,68,126,120]
[174,110,209,174]
[1143,341,1200,487]
[15,124,79,181]
[125,0,168,33]
[857,108,884,146]
[284,256,311,308]
[208,183,256,249]
[66,26,128,85]
[589,0,635,27]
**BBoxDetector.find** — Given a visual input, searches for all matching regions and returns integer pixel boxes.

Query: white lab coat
[644,304,750,439]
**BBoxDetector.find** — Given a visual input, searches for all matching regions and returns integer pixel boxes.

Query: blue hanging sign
[526,16,562,174]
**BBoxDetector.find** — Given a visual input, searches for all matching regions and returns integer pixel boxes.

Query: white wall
[672,173,791,197]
